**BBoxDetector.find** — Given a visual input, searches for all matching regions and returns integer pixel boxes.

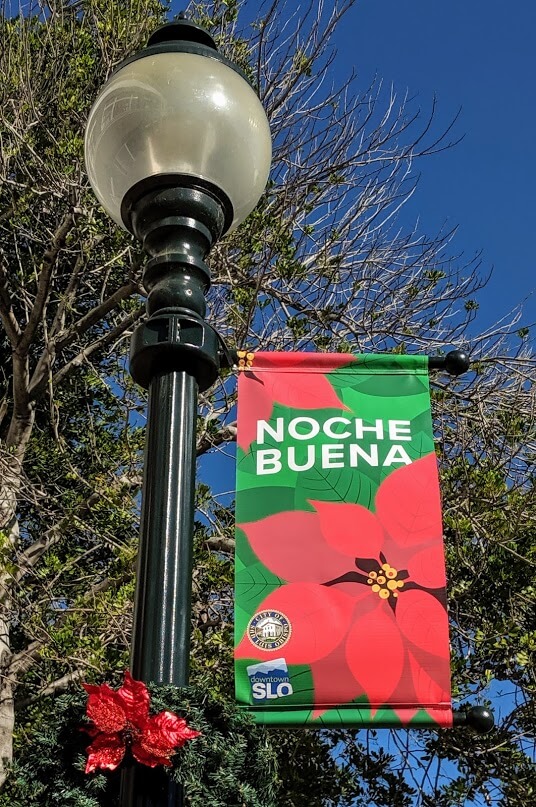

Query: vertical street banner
[234,352,453,728]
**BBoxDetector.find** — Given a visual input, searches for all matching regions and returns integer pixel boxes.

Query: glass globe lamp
[84,20,272,237]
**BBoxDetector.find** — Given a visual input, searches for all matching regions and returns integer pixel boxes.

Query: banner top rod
[222,347,470,375]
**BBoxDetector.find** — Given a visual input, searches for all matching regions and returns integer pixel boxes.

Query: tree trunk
[0,456,29,787]
[0,650,14,787]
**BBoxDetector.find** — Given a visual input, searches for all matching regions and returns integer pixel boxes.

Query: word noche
[255,416,413,475]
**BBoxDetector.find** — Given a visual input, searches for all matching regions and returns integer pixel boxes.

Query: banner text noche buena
[255,416,413,474]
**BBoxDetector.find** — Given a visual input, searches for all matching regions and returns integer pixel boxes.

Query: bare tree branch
[17,209,80,354]
[0,263,22,346]
[15,669,84,710]
[48,305,144,392]
[53,278,141,355]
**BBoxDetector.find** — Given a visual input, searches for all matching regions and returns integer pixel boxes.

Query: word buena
[255,416,413,475]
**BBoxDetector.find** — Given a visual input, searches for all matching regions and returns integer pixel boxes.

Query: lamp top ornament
[84,17,272,235]
[117,20,251,84]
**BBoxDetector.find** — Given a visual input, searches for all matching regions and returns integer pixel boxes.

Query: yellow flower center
[237,350,254,370]
[367,563,405,600]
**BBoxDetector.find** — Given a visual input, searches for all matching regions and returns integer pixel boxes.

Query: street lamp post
[84,19,271,806]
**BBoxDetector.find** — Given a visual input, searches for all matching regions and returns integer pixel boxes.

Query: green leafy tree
[0,0,534,803]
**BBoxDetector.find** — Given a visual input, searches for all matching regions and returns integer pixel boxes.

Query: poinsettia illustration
[235,454,452,725]
[237,352,354,451]
[83,671,200,773]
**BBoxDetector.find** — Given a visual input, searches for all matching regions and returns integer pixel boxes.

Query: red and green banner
[234,352,452,728]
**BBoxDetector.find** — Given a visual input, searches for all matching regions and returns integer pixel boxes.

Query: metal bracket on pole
[217,334,239,371]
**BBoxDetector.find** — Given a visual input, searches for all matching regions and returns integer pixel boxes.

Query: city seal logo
[247,610,291,651]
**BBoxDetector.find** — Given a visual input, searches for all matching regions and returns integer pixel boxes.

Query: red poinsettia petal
[309,500,384,559]
[83,683,127,734]
[236,371,274,452]
[393,707,420,726]
[407,650,451,708]
[382,667,420,726]
[310,642,365,716]
[236,353,353,452]
[345,604,405,708]
[375,454,443,547]
[117,670,150,727]
[252,353,356,372]
[406,545,447,589]
[393,704,451,727]
[235,582,356,665]
[408,639,453,700]
[132,738,173,768]
[261,371,348,415]
[82,683,102,695]
[149,711,201,747]
[395,589,450,659]
[85,732,125,773]
[240,510,360,584]
[134,712,198,768]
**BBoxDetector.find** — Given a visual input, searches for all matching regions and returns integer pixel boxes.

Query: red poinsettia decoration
[237,352,355,451]
[83,671,200,773]
[236,454,452,725]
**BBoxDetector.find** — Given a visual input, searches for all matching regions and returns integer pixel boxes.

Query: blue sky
[335,0,535,329]
[173,0,535,332]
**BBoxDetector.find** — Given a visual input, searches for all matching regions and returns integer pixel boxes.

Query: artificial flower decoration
[236,349,255,370]
[83,671,200,773]
[236,454,452,724]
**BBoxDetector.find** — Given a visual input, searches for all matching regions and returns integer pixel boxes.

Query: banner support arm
[224,347,471,376]
[428,349,470,375]
[452,706,495,733]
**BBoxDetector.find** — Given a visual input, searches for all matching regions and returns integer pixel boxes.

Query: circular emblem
[247,610,291,651]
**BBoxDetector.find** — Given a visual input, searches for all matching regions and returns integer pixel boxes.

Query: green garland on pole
[1,682,278,807]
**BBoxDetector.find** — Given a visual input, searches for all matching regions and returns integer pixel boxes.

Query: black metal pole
[120,371,197,806]
[131,370,198,686]
[119,185,226,807]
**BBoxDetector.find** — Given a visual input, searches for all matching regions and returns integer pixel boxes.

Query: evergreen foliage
[2,681,278,807]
